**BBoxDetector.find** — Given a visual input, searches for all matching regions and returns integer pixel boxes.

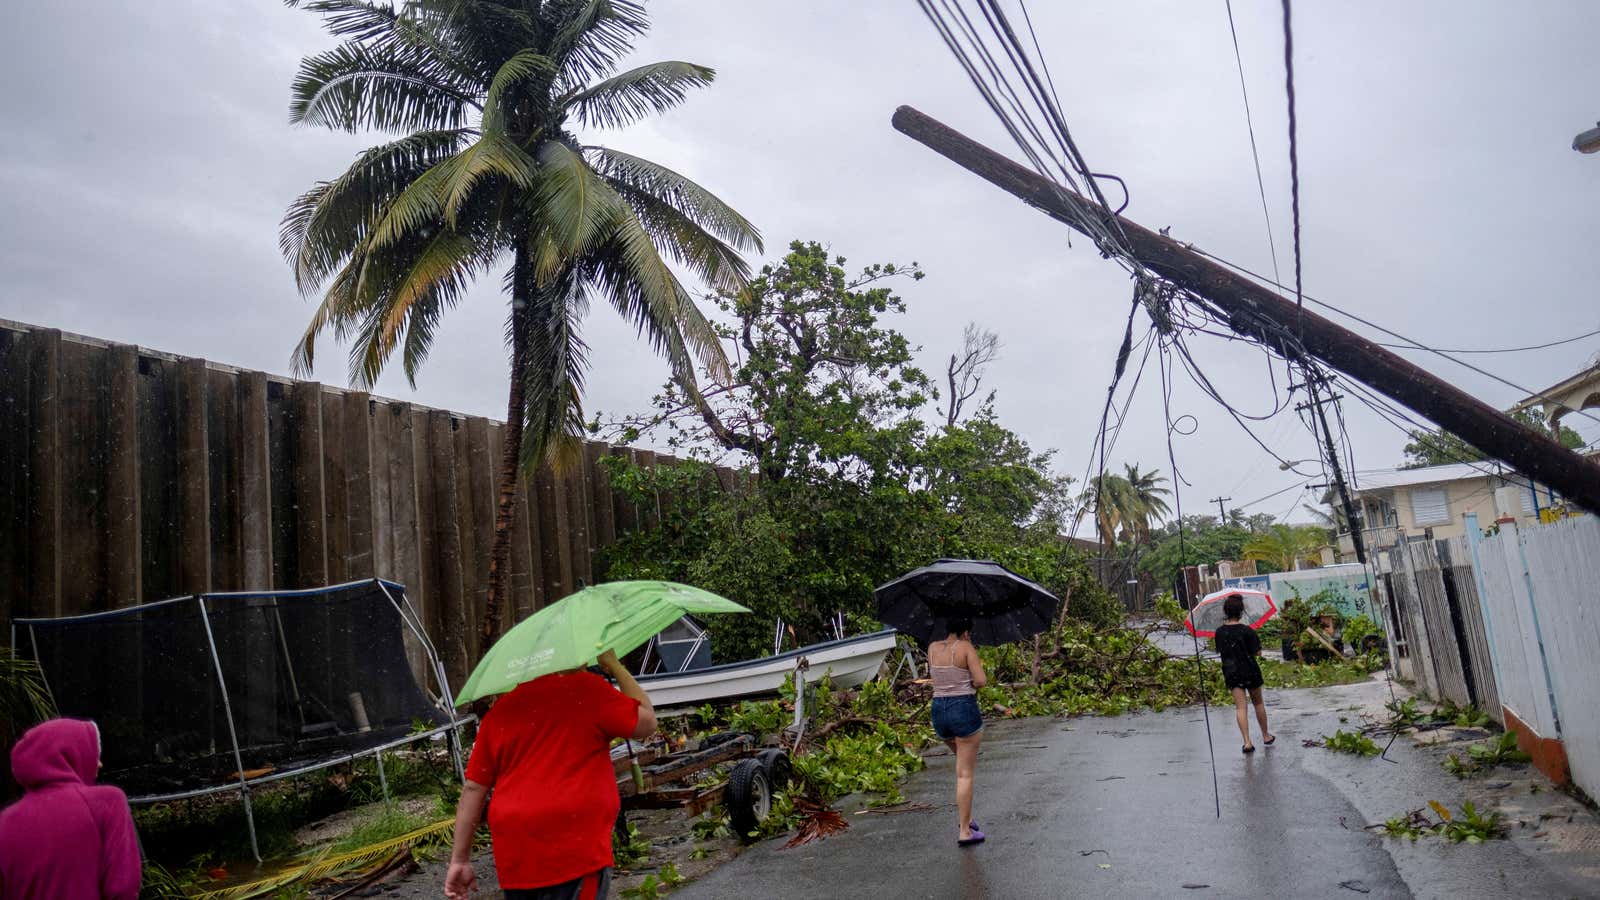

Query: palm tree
[282,0,761,642]
[1121,463,1171,543]
[1080,464,1171,548]
[1241,524,1328,572]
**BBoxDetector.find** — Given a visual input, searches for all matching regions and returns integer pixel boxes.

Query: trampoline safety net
[15,580,450,799]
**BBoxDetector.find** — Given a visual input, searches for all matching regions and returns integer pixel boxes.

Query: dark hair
[944,617,973,638]
[1222,594,1245,621]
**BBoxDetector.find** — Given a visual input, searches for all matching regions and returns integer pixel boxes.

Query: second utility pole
[1294,376,1368,565]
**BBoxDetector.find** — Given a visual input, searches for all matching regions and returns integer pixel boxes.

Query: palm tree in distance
[1082,463,1172,548]
[282,0,760,643]
[1120,463,1171,544]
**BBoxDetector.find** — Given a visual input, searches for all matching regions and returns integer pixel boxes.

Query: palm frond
[585,147,761,252]
[607,179,751,294]
[349,227,486,386]
[544,0,651,89]
[289,40,480,133]
[584,209,729,383]
[437,131,538,227]
[190,818,453,900]
[281,129,470,294]
[562,60,714,130]
[517,269,590,471]
[530,141,626,273]
[482,48,556,132]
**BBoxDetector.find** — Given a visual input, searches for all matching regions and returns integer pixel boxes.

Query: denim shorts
[931,694,983,740]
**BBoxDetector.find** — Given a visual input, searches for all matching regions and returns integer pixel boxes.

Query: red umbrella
[1184,589,1277,638]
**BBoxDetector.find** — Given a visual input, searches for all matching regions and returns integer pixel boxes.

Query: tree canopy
[595,241,1118,658]
[1402,408,1583,469]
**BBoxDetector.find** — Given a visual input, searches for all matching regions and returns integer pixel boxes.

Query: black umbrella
[874,559,1060,646]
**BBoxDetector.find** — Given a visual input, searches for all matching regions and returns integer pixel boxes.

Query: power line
[1279,0,1304,321]
[1375,327,1600,355]
[1223,0,1282,286]
[1185,245,1600,430]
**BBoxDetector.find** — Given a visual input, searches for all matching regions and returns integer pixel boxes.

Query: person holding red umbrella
[1213,594,1275,753]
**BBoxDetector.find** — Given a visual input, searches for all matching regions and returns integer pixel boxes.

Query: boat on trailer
[636,627,899,711]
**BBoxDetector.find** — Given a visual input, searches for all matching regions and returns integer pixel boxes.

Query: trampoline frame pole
[197,596,261,863]
[374,579,467,780]
[375,749,390,804]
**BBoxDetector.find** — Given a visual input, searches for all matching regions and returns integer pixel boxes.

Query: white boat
[637,629,899,711]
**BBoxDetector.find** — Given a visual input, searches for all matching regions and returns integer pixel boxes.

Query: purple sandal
[958,827,986,846]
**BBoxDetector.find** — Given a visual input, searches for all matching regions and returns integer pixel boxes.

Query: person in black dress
[1215,594,1274,753]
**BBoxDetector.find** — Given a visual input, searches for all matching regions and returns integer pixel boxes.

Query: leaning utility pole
[1294,377,1367,564]
[891,105,1600,514]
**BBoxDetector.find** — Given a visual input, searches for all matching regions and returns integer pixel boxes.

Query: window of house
[1409,486,1449,525]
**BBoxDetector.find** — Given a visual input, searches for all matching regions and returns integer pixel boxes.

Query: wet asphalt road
[677,681,1596,900]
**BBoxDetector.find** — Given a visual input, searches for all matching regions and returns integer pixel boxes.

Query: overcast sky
[3,1,1597,529]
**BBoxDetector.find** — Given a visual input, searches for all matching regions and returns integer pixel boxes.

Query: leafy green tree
[1137,515,1258,590]
[281,0,759,639]
[596,240,929,487]
[1241,523,1329,572]
[596,240,1117,657]
[1401,408,1583,469]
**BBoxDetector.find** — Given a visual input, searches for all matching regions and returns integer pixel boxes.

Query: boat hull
[638,630,898,711]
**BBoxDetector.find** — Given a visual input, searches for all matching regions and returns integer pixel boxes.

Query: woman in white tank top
[928,617,988,846]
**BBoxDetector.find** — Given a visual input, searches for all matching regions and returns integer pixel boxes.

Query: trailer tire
[724,759,772,842]
[757,749,794,790]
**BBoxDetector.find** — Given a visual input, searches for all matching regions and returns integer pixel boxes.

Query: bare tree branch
[944,322,1001,428]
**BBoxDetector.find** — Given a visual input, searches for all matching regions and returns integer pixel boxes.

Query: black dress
[1215,623,1264,690]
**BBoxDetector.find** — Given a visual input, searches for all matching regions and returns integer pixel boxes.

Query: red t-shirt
[464,671,640,889]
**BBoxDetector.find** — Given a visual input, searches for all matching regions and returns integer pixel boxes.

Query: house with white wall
[1337,463,1556,559]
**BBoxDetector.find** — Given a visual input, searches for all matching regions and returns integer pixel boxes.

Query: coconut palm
[1120,463,1171,544]
[1241,523,1328,572]
[282,0,760,642]
[1080,464,1171,548]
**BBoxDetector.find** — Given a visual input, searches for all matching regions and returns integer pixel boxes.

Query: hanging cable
[1223,0,1283,287]
[1158,340,1221,819]
[1280,0,1305,329]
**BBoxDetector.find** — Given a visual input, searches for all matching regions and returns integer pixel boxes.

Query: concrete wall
[0,321,725,689]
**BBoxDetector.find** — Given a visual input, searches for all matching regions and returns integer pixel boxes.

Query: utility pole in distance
[890,105,1600,514]
[1210,496,1231,523]
[1293,376,1367,565]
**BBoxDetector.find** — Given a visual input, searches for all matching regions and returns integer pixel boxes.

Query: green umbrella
[454,580,749,706]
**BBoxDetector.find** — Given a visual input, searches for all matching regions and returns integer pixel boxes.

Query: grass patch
[1260,655,1382,690]
[327,806,433,855]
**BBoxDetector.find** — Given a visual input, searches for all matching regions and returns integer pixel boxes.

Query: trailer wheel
[757,748,794,790]
[724,759,771,841]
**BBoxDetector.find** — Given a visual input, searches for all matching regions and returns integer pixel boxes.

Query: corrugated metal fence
[1379,513,1600,798]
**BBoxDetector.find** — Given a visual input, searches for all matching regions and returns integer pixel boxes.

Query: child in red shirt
[445,649,658,900]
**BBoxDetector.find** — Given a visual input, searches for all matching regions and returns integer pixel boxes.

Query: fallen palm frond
[191,817,454,900]
[784,796,849,848]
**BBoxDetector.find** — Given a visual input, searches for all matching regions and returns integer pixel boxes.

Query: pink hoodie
[0,719,141,899]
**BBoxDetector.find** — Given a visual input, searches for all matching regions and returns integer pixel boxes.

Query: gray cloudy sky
[3,1,1598,528]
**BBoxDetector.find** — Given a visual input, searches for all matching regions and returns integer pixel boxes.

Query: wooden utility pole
[1294,378,1367,564]
[1209,496,1230,522]
[891,105,1600,514]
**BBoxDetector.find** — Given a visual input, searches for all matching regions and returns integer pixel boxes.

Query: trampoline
[12,578,470,860]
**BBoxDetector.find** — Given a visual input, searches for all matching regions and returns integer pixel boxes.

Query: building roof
[1512,362,1600,415]
[1349,462,1519,492]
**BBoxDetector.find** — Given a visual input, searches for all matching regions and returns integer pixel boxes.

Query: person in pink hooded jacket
[0,718,141,899]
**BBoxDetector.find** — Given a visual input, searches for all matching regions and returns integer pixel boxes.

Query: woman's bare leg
[945,739,958,755]
[1232,687,1253,748]
[1250,687,1271,741]
[955,732,982,839]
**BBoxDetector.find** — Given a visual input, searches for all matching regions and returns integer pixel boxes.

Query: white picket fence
[1477,515,1600,798]
[1392,514,1600,799]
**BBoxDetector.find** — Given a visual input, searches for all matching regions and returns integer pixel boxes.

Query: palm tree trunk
[482,246,534,646]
